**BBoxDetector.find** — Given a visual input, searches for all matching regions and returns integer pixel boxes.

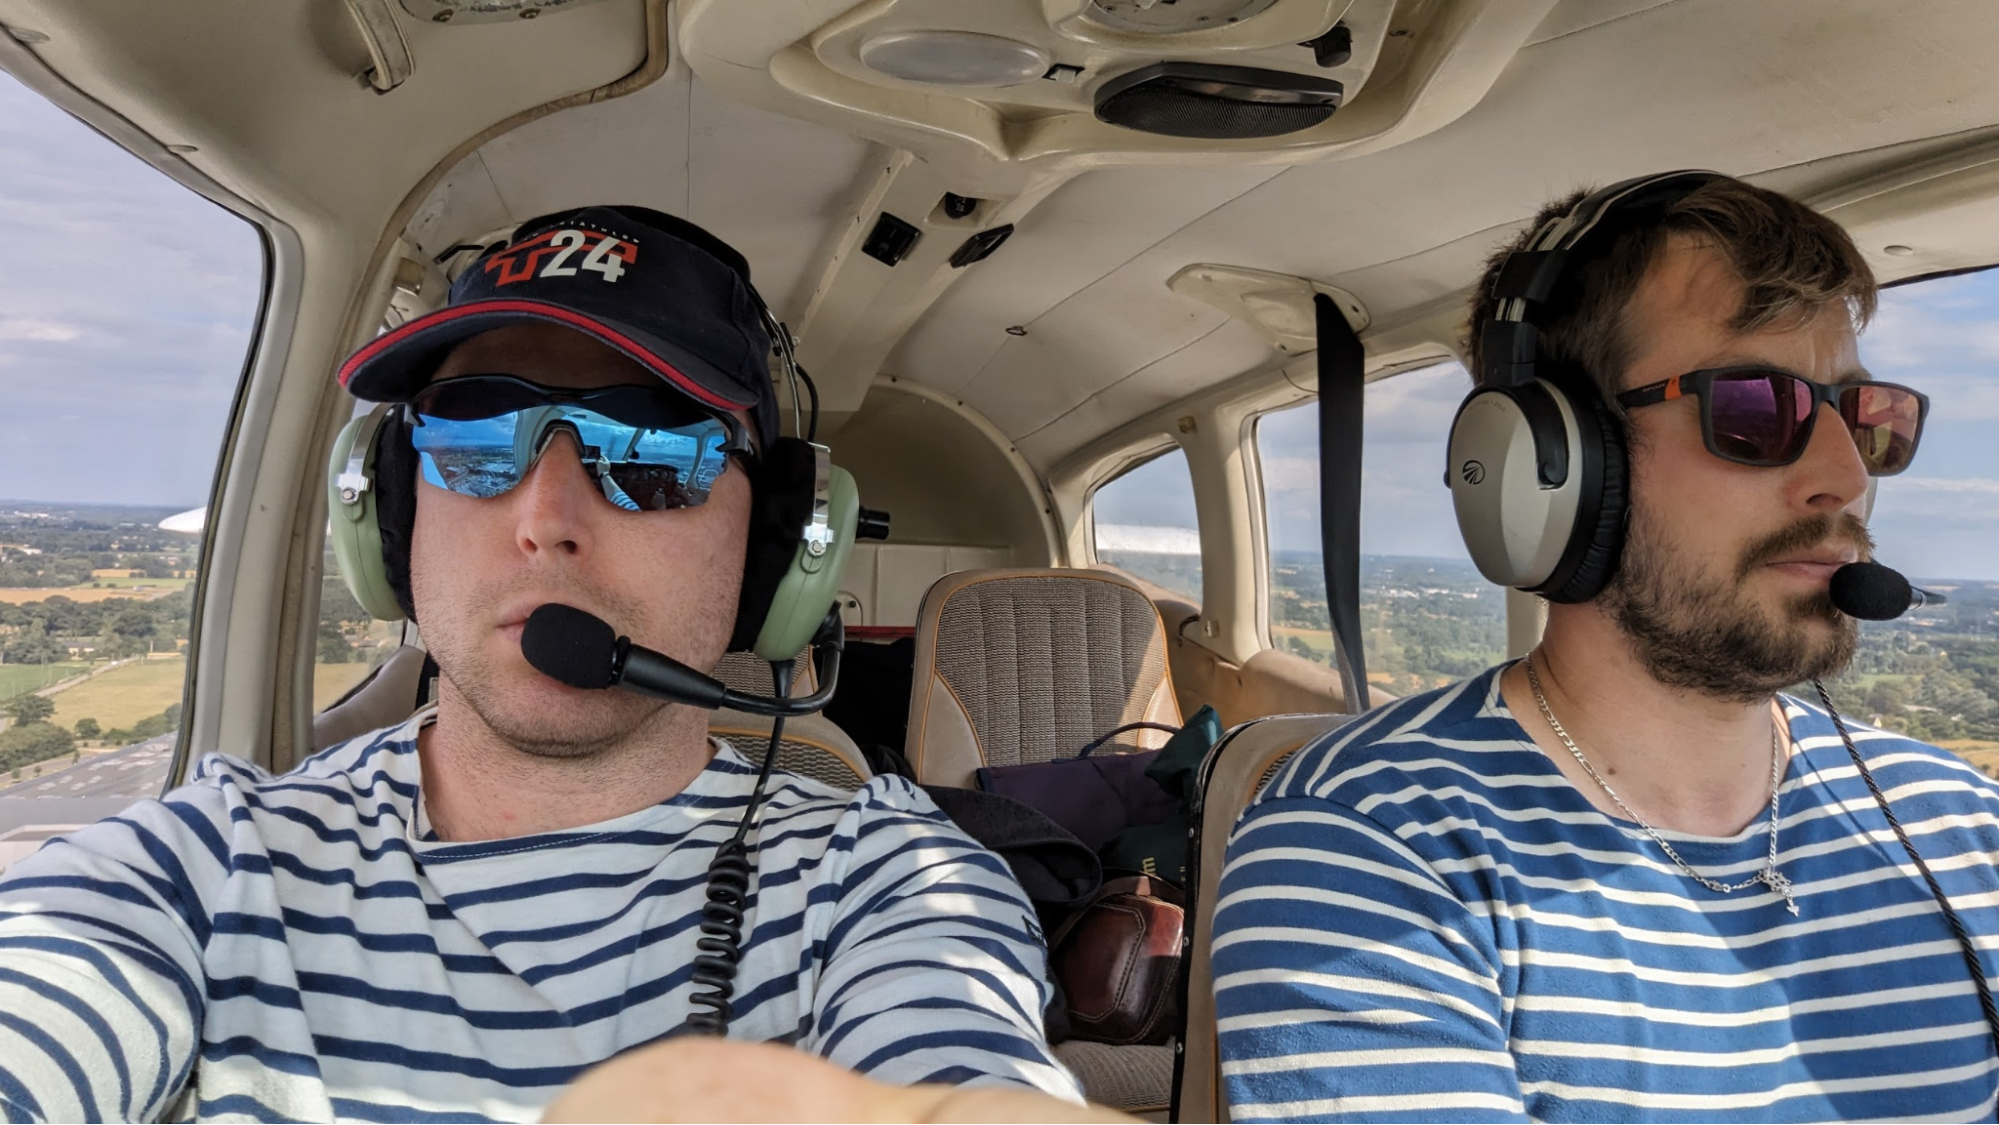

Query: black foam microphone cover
[1829,561,1913,622]
[522,603,619,688]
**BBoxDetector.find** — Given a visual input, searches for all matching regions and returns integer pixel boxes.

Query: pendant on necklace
[1758,867,1800,916]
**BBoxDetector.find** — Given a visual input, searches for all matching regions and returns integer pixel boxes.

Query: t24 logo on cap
[485,228,637,286]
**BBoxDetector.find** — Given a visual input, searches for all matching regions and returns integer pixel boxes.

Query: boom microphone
[1828,561,1949,621]
[520,602,839,716]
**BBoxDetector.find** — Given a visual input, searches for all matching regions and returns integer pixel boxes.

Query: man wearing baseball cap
[0,206,1095,1122]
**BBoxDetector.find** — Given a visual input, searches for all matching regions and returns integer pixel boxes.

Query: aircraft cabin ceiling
[6,0,1999,473]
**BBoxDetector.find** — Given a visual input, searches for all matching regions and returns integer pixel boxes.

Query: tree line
[0,589,192,665]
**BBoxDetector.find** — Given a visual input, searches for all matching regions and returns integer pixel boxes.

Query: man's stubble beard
[1597,506,1867,704]
[415,572,686,761]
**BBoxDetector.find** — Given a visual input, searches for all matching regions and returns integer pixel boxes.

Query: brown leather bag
[1048,875,1186,1045]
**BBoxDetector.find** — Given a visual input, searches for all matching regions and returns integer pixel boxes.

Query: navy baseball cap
[338,205,780,450]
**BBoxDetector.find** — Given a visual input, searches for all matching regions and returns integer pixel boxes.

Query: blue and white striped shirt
[0,714,1079,1122]
[1215,663,1999,1122]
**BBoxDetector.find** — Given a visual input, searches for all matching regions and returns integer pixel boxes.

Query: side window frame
[1243,404,1284,656]
[0,57,278,837]
[1244,358,1513,693]
[1247,399,1335,662]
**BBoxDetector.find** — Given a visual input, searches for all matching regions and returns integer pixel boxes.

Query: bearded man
[1211,173,1999,1122]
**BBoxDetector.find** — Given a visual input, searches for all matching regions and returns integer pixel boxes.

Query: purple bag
[973,723,1182,853]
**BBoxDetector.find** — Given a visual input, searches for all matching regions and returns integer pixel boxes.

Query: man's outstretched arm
[806,779,1083,1100]
[546,1037,1126,1123]
[1212,795,1524,1124]
[0,799,212,1123]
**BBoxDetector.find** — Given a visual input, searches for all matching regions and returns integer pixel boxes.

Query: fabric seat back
[1177,712,1354,1123]
[710,649,872,793]
[904,568,1181,788]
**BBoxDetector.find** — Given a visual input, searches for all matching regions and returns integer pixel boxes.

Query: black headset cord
[1813,680,1999,1059]
[684,659,794,1036]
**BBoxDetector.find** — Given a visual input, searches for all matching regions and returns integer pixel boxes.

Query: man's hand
[541,1038,1132,1124]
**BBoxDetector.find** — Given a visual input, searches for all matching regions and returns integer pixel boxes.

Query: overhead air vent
[1094,63,1342,139]
[398,0,611,24]
[1087,0,1281,35]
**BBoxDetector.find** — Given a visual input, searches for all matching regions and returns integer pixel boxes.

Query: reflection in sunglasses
[1621,366,1929,476]
[411,405,734,512]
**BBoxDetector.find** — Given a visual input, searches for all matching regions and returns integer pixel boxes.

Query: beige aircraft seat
[904,568,1181,788]
[902,567,1180,1116]
[312,645,430,752]
[710,650,872,793]
[1177,712,1355,1123]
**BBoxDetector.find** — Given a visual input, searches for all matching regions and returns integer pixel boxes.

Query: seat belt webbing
[1314,293,1370,713]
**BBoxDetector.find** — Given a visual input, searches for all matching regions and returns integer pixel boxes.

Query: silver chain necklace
[1524,654,1799,916]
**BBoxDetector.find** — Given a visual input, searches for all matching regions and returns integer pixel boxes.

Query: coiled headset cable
[684,659,794,1036]
[1813,679,1999,1058]
[685,297,827,1036]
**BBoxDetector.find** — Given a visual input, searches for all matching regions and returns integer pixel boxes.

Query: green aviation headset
[325,214,860,665]
[326,408,858,664]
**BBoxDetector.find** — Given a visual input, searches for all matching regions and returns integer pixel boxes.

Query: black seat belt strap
[1314,293,1370,713]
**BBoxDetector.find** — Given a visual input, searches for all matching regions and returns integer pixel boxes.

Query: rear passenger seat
[903,567,1185,1118]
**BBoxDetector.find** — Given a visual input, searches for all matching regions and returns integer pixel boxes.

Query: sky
[0,70,261,510]
[5,65,1997,578]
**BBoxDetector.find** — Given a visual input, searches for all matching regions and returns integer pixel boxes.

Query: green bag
[1097,705,1221,886]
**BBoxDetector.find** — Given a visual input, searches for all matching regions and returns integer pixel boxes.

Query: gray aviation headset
[1449,170,1883,600]
[1446,171,1722,601]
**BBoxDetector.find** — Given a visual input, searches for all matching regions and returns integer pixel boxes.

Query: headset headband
[1479,171,1723,388]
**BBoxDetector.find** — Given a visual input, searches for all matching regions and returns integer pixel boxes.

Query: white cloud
[1883,476,1999,495]
[1860,272,1999,425]
[1096,524,1201,555]
[0,70,262,506]
[1872,476,1999,525]
[1259,454,1321,495]
[0,318,80,342]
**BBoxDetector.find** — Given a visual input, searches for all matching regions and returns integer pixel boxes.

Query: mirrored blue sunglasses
[407,375,754,512]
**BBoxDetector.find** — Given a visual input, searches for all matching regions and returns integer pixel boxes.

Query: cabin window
[0,71,263,870]
[1091,445,1203,602]
[1254,361,1506,696]
[1821,268,1999,775]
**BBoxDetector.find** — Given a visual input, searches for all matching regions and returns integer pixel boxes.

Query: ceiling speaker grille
[1095,63,1343,140]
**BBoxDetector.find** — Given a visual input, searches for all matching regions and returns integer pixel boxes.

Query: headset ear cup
[373,415,420,620]
[1542,391,1628,604]
[326,406,409,623]
[753,464,857,662]
[730,440,816,652]
[727,438,859,662]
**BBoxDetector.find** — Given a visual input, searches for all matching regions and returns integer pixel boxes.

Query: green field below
[48,657,187,732]
[8,657,388,743]
[0,662,89,702]
[87,576,191,590]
